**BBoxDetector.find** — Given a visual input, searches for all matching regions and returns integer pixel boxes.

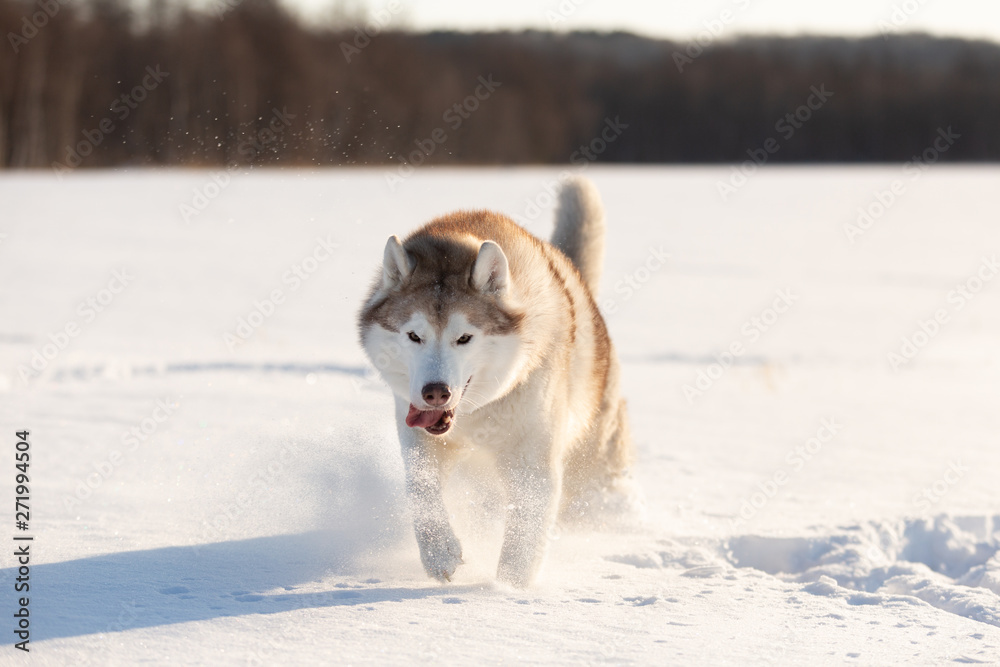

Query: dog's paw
[496,558,536,589]
[416,523,464,583]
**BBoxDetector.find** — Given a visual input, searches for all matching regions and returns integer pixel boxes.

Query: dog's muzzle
[405,378,471,436]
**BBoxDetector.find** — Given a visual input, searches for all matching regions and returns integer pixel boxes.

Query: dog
[357,177,632,587]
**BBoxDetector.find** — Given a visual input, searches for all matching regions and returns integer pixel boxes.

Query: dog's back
[546,179,633,522]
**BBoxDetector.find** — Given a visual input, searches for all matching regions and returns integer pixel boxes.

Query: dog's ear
[381,235,414,290]
[471,240,509,295]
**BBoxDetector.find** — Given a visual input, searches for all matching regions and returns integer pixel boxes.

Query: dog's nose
[421,383,451,407]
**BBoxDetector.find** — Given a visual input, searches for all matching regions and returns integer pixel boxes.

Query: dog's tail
[551,176,605,295]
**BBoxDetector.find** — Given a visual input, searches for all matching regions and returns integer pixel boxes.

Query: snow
[1,165,999,664]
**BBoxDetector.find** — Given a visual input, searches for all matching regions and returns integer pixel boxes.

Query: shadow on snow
[4,530,460,642]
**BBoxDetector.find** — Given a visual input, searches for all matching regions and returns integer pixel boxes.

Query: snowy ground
[1,165,999,665]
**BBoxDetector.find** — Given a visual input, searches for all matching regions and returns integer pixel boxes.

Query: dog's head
[359,231,527,436]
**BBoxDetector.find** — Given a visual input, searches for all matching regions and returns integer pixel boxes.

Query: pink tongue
[406,404,445,428]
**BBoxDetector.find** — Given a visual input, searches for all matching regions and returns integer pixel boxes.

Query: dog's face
[359,234,527,436]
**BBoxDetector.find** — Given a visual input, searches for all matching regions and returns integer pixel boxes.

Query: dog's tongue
[406,404,445,428]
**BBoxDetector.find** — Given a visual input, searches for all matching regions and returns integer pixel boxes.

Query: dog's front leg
[496,446,561,588]
[396,399,463,583]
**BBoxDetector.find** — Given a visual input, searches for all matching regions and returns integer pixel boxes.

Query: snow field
[1,166,999,664]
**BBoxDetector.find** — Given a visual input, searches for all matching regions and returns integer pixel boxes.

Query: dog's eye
[407,331,421,343]
[456,334,473,345]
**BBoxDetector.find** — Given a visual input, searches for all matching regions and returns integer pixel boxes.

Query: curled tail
[550,176,605,295]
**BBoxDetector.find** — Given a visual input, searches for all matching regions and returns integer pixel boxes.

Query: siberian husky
[358,177,632,587]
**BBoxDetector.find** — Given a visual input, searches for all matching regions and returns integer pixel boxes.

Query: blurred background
[1,0,998,170]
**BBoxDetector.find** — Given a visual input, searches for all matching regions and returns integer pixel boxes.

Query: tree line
[1,0,998,170]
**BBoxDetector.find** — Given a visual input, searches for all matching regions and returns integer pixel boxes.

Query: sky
[292,0,1000,43]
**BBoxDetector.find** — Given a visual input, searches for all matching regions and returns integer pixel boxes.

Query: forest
[1,0,998,169]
